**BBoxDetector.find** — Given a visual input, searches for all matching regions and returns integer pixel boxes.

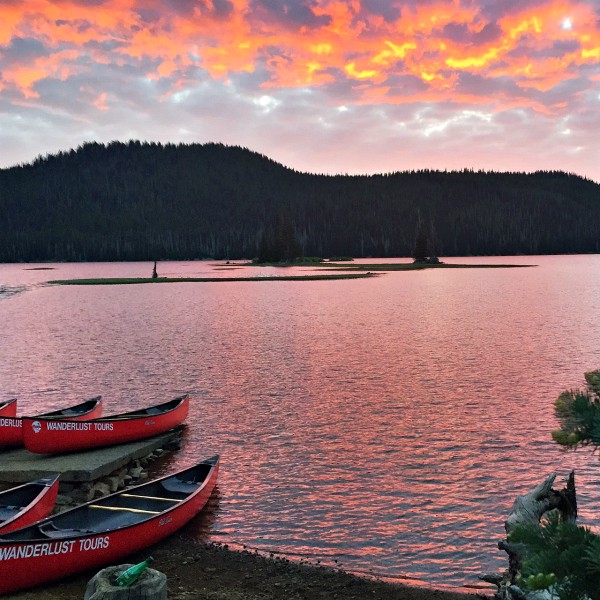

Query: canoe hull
[0,476,60,534]
[0,457,218,595]
[0,397,102,448]
[23,395,189,454]
[0,399,17,418]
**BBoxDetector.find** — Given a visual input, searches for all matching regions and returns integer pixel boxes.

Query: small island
[46,257,533,286]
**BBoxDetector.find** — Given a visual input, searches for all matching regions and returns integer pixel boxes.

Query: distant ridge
[0,141,598,262]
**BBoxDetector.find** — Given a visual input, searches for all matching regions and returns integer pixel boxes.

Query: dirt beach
[7,532,492,600]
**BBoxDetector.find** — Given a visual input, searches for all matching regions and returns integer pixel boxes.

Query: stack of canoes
[0,393,219,595]
[0,396,103,447]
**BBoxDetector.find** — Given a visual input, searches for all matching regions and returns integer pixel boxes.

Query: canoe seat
[0,505,20,517]
[161,479,198,494]
[38,522,94,538]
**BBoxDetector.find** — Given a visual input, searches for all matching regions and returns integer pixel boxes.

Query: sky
[1,0,600,181]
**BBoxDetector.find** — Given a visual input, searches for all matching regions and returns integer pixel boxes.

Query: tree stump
[84,565,167,600]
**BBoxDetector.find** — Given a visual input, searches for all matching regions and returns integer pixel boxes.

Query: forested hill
[1,140,599,262]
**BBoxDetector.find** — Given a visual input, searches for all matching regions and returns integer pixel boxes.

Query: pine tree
[256,213,301,263]
[412,220,430,262]
[511,368,600,600]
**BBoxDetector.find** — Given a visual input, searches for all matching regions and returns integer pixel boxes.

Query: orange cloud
[93,91,109,110]
[0,0,598,111]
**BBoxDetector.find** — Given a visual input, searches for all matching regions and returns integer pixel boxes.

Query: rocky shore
[9,533,491,600]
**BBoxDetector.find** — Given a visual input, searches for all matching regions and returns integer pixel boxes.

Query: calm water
[1,256,600,592]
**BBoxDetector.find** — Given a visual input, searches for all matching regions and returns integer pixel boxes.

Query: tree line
[0,140,598,262]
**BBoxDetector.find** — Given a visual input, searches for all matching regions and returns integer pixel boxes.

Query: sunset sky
[1,0,599,181]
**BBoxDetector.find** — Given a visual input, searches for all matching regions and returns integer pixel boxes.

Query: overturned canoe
[0,455,219,594]
[0,396,103,448]
[23,395,189,454]
[0,475,60,534]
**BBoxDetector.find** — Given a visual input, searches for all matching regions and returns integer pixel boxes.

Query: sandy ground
[6,533,493,600]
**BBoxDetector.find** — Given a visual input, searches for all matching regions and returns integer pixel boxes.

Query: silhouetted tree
[257,213,301,263]
[412,220,430,262]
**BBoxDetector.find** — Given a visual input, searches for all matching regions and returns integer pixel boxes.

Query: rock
[84,565,167,600]
[92,483,111,499]
[54,494,74,506]
[129,467,144,479]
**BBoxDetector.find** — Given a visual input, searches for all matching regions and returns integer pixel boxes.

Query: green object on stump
[115,557,154,588]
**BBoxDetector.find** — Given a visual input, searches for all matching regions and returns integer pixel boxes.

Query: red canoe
[0,397,103,448]
[0,455,219,594]
[22,395,189,455]
[0,475,60,534]
[0,399,17,418]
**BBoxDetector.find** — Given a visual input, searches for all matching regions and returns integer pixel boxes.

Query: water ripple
[0,256,600,591]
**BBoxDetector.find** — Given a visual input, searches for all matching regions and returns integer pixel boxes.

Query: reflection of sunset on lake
[1,256,600,590]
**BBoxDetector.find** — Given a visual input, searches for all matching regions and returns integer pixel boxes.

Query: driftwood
[481,472,577,600]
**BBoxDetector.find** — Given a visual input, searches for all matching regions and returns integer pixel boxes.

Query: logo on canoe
[145,420,155,426]
[32,421,41,433]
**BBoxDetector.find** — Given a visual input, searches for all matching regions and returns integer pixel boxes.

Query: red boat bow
[0,475,60,534]
[0,399,17,418]
[0,455,219,595]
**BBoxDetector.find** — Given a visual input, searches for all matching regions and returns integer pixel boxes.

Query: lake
[1,255,600,592]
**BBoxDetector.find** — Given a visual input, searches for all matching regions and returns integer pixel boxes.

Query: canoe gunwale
[0,454,218,543]
[0,399,17,417]
[25,394,187,425]
[0,474,60,533]
[36,396,103,419]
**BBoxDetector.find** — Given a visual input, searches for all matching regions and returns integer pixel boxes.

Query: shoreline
[46,260,535,286]
[9,533,492,600]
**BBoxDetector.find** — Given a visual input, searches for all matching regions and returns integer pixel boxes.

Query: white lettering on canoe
[46,422,92,431]
[94,423,113,431]
[78,536,110,551]
[0,418,19,428]
[145,420,155,426]
[0,537,110,561]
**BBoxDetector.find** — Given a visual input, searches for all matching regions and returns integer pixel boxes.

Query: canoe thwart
[121,493,181,503]
[89,505,162,515]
